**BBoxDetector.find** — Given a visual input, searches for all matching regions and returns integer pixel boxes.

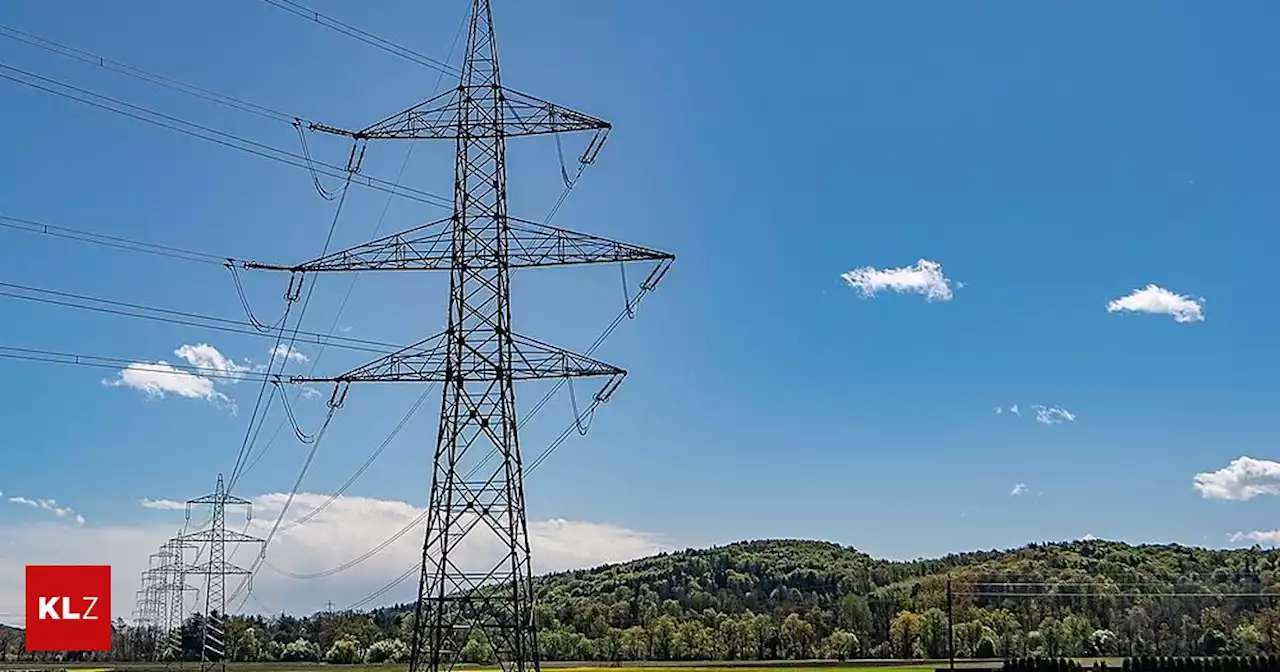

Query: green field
[0,660,952,665]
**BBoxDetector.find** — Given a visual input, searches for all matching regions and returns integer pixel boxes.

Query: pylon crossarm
[240,215,671,273]
[173,561,253,576]
[178,528,263,544]
[309,86,610,141]
[285,330,625,384]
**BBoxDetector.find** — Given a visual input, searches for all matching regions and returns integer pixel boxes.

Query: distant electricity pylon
[160,535,200,665]
[242,1,674,671]
[132,533,197,663]
[179,474,263,672]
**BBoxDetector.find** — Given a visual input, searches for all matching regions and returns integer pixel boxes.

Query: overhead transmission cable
[275,383,434,532]
[260,266,667,583]
[0,61,451,209]
[226,171,355,492]
[257,276,658,579]
[0,214,227,265]
[258,0,462,78]
[0,344,276,384]
[223,170,367,606]
[228,390,343,606]
[0,280,403,355]
[232,6,468,483]
[0,22,297,124]
[245,154,666,596]
[225,10,474,610]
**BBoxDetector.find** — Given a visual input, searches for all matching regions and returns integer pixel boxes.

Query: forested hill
[365,538,1280,661]
[12,539,1280,663]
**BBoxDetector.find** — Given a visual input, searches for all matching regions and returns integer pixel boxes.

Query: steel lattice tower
[160,535,199,664]
[180,474,262,672]
[245,1,674,671]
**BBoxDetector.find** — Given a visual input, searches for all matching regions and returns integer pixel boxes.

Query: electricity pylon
[134,570,163,660]
[157,534,200,664]
[179,474,262,672]
[243,1,673,671]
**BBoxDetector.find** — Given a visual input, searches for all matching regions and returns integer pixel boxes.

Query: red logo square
[25,565,112,652]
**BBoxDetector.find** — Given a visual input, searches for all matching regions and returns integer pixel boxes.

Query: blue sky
[2,0,1280,618]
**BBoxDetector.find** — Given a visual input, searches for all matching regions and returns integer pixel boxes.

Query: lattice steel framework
[244,1,674,672]
[179,474,262,672]
[159,535,200,664]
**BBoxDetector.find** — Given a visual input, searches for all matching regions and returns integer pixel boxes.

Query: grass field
[0,660,962,665]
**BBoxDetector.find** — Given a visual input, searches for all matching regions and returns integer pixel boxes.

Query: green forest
[6,539,1280,663]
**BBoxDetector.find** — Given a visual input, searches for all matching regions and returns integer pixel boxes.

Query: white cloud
[1194,456,1280,501]
[1010,404,1020,416]
[1081,533,1098,541]
[9,496,84,526]
[271,345,309,363]
[1230,530,1280,546]
[994,407,1003,415]
[140,498,187,511]
[105,361,231,406]
[840,259,955,301]
[299,386,323,400]
[1033,405,1076,425]
[175,344,251,381]
[1106,284,1205,323]
[103,344,248,413]
[0,492,671,625]
[1010,483,1029,497]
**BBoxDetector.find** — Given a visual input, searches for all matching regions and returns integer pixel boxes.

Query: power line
[0,213,228,265]
[258,0,461,78]
[0,279,402,355]
[0,344,277,384]
[228,395,345,608]
[346,564,418,611]
[0,22,297,124]
[275,384,435,532]
[221,171,368,613]
[253,255,668,587]
[261,367,628,582]
[229,5,469,485]
[227,174,355,492]
[0,60,452,209]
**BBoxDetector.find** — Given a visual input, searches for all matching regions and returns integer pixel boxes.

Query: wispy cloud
[995,404,1021,416]
[104,343,247,413]
[841,259,956,301]
[270,345,309,363]
[9,496,84,526]
[0,490,671,621]
[1106,284,1205,323]
[1228,529,1280,545]
[140,498,186,511]
[1033,405,1076,425]
[1194,457,1280,501]
[1010,483,1030,497]
[299,386,322,400]
[1230,530,1280,546]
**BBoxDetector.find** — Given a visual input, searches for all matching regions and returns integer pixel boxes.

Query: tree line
[4,539,1280,663]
